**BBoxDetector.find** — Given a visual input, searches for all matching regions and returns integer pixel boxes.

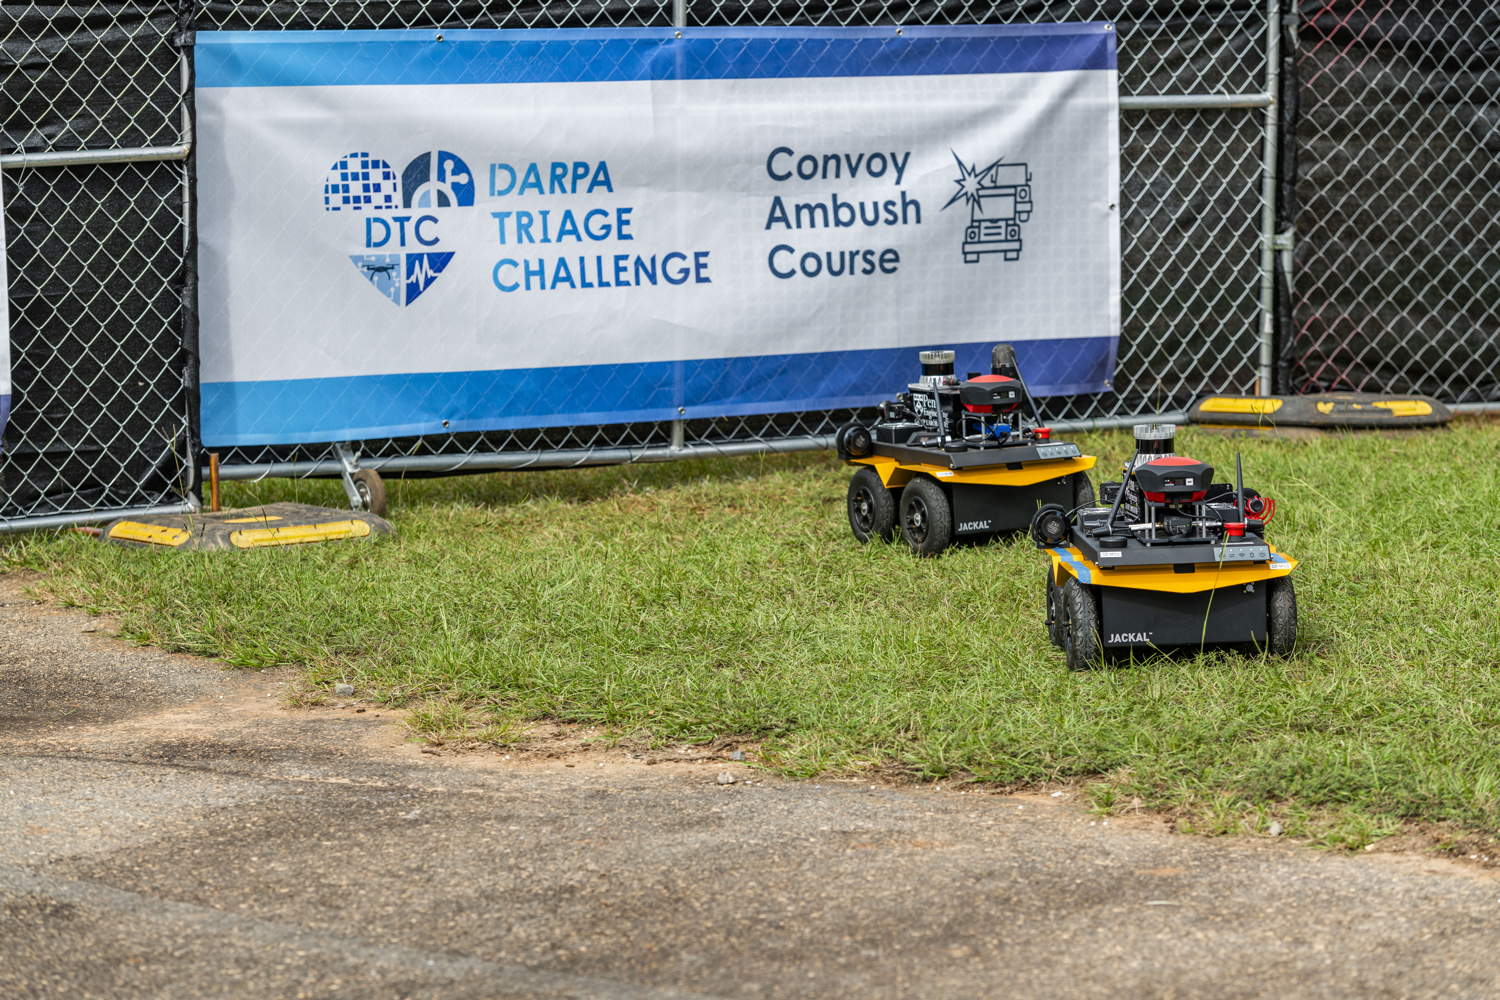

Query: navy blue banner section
[201,338,1116,446]
[196,24,1116,89]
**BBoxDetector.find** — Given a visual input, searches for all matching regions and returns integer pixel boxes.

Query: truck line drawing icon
[943,154,1034,264]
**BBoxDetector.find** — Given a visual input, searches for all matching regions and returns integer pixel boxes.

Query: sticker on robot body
[911,393,948,435]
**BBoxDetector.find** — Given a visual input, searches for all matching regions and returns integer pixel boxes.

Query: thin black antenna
[1235,451,1245,522]
[991,343,1044,426]
[1105,460,1130,527]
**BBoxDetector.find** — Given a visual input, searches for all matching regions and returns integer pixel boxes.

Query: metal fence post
[177,38,202,506]
[1256,0,1283,396]
[671,0,687,450]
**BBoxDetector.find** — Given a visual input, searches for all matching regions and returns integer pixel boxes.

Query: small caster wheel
[1062,578,1104,671]
[351,468,387,517]
[847,467,896,543]
[899,477,953,557]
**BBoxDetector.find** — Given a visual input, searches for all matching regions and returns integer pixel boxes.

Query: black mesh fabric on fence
[2,3,192,520]
[1,1,182,155]
[1290,1,1500,401]
[1,162,191,517]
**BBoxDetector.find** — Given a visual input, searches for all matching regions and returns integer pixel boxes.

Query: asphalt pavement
[3,573,1498,1000]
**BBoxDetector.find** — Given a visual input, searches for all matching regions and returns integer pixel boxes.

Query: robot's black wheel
[1061,578,1104,671]
[899,477,953,557]
[846,467,897,544]
[1071,472,1096,510]
[1266,576,1297,656]
[1045,568,1066,650]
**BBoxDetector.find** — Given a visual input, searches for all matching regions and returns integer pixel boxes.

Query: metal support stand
[333,443,389,516]
[335,442,368,511]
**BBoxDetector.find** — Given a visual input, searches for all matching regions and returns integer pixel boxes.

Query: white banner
[195,25,1119,446]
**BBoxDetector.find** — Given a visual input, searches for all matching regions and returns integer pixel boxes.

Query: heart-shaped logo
[322,150,474,306]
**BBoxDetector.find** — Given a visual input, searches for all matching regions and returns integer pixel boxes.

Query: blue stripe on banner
[0,394,8,449]
[196,25,1116,89]
[200,337,1115,446]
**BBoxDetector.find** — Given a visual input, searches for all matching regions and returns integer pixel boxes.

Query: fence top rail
[0,145,191,170]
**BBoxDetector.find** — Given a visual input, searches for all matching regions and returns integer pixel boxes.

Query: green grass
[5,421,1500,848]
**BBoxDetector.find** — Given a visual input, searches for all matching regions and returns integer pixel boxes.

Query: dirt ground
[3,574,1498,1000]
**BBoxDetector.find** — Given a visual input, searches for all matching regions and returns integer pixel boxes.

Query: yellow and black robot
[1030,423,1297,670]
[837,344,1097,556]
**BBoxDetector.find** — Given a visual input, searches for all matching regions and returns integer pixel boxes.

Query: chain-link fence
[2,2,195,528]
[200,1,1283,482]
[2,1,1494,528]
[1289,1,1500,403]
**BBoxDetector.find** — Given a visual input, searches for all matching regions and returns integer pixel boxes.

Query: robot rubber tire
[846,466,897,544]
[1062,578,1104,671]
[1045,568,1067,650]
[899,477,953,557]
[1071,471,1096,510]
[1266,576,1297,656]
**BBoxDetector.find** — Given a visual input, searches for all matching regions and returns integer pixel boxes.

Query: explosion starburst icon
[942,151,997,211]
